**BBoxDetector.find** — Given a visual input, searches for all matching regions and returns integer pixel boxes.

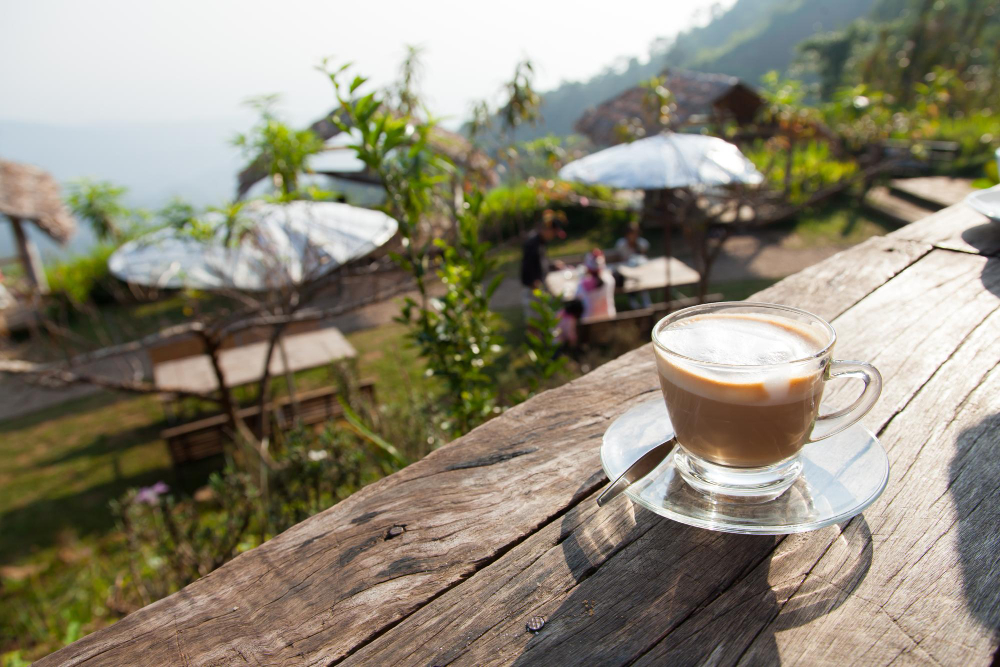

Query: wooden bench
[577,294,723,346]
[161,380,376,464]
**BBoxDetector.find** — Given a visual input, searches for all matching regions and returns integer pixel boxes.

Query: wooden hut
[574,69,763,147]
[0,159,76,295]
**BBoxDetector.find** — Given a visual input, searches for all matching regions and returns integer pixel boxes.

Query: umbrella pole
[662,190,673,311]
[278,338,301,422]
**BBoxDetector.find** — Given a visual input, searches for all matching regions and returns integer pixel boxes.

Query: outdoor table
[43,201,1000,665]
[545,255,700,299]
[152,325,357,394]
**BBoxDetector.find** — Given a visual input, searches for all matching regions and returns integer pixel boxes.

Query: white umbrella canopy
[558,132,763,190]
[109,200,397,291]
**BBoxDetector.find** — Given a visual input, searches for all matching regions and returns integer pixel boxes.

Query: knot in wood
[385,524,406,539]
[526,616,546,633]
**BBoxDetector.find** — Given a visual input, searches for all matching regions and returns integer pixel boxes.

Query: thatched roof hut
[235,112,497,199]
[575,69,764,147]
[0,159,76,295]
[0,159,76,243]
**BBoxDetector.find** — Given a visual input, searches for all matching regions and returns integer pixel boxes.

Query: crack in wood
[445,448,538,471]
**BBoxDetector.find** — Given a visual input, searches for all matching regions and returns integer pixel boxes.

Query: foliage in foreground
[0,369,424,661]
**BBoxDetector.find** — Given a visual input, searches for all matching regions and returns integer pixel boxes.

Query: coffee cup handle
[809,360,882,441]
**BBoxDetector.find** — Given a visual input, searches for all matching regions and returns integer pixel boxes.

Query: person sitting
[575,249,616,321]
[614,221,651,265]
[614,222,653,309]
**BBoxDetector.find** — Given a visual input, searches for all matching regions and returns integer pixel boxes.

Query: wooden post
[10,217,48,294]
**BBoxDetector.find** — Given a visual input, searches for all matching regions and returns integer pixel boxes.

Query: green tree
[321,61,504,437]
[499,59,542,140]
[391,44,424,117]
[798,0,999,109]
[232,95,323,198]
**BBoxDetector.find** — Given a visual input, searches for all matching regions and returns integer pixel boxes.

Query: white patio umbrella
[109,200,397,291]
[558,132,763,189]
[558,132,763,299]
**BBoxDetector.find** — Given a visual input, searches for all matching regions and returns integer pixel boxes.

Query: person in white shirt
[613,222,653,308]
[614,221,651,264]
[575,249,616,320]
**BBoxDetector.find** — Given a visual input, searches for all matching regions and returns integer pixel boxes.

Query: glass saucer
[600,399,889,535]
[966,184,1000,223]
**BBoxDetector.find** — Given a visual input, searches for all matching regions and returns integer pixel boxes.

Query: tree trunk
[10,217,49,294]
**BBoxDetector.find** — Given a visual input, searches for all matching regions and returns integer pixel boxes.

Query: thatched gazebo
[0,159,76,294]
[575,69,763,147]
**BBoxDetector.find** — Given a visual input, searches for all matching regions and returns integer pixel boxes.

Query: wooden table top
[44,202,1000,666]
[545,255,701,299]
[152,326,357,394]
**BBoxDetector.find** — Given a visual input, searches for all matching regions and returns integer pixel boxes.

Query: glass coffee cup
[652,302,881,502]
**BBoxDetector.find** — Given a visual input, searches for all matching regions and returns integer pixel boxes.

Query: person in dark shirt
[520,211,565,318]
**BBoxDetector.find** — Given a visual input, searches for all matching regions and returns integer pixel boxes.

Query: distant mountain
[674,0,878,81]
[507,0,877,143]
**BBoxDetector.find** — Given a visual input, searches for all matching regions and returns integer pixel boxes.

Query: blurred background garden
[1,0,998,662]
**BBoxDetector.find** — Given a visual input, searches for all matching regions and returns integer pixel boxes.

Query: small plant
[233,95,324,198]
[522,288,568,395]
[322,61,505,437]
[65,179,138,243]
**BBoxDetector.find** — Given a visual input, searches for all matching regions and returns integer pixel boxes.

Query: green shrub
[743,139,859,206]
[924,112,1000,172]
[44,244,122,307]
[481,181,635,241]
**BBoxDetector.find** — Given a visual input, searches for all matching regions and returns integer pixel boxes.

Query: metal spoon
[596,436,677,506]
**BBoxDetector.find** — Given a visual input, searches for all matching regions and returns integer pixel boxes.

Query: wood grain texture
[41,208,1000,666]
[751,235,930,322]
[891,202,1000,257]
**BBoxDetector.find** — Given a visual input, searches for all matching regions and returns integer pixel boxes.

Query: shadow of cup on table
[952,412,1000,648]
[960,221,1000,260]
[970,254,1000,302]
[511,476,873,666]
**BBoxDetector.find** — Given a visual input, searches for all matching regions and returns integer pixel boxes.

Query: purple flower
[135,481,169,505]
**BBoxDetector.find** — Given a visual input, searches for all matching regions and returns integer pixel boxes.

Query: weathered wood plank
[891,202,1000,257]
[342,483,852,666]
[816,249,1000,430]
[751,235,930,322]
[342,249,1000,665]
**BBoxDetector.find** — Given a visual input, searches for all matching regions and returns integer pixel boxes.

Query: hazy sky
[1,0,732,128]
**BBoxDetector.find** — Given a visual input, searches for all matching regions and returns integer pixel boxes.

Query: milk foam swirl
[659,313,825,365]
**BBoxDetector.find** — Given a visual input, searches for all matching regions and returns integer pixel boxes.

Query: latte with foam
[654,313,829,467]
